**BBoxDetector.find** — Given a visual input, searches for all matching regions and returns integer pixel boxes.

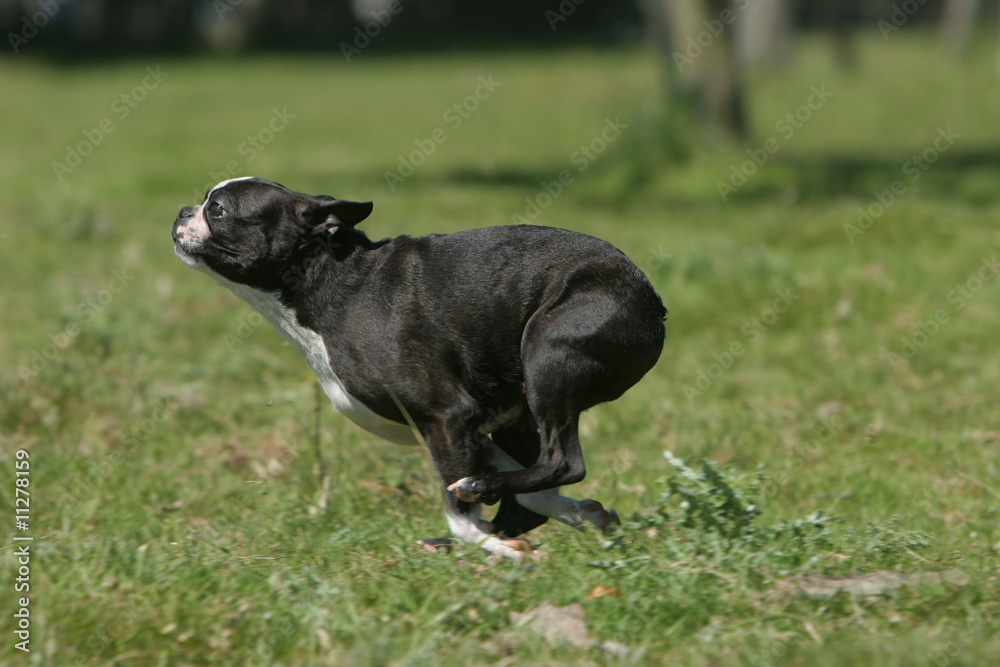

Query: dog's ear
[294,195,373,236]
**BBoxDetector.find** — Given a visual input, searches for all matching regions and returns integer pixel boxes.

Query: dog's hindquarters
[446,257,665,505]
[413,228,665,556]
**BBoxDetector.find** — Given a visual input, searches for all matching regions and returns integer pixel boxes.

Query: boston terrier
[172,177,666,560]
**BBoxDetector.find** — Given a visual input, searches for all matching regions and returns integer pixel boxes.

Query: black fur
[173,178,666,539]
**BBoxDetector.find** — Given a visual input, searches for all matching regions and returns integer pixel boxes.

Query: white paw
[447,477,480,502]
[494,538,542,563]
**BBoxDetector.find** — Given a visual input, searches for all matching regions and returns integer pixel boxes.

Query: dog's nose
[172,207,195,243]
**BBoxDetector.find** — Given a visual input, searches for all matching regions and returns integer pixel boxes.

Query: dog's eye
[207,202,225,219]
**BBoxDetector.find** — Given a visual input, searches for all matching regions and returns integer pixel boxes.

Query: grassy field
[1,32,1000,666]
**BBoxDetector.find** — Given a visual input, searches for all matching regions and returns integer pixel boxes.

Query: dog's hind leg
[484,440,619,535]
[478,413,617,537]
[488,496,548,538]
[447,285,662,504]
[446,393,592,504]
[486,418,549,538]
[416,412,538,561]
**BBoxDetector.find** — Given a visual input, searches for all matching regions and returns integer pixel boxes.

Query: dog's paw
[416,537,454,554]
[498,537,542,563]
[580,499,621,534]
[418,535,540,562]
[447,477,483,502]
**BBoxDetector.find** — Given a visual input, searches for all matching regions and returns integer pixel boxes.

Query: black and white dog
[172,177,666,559]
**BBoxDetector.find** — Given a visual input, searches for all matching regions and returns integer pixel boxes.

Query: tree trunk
[649,0,749,143]
[940,0,981,55]
[735,0,791,70]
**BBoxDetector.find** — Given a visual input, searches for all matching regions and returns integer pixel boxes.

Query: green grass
[2,32,1000,666]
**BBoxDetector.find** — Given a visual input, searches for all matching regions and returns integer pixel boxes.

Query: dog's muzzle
[172,205,209,248]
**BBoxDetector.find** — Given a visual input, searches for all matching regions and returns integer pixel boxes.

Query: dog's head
[171,177,373,289]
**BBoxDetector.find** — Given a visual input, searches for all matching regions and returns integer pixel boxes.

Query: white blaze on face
[173,176,260,269]
[202,176,258,206]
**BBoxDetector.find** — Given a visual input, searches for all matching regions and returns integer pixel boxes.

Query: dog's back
[172,178,667,559]
[346,224,665,416]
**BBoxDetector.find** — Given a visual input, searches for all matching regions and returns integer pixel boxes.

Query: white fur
[445,507,532,561]
[176,245,421,445]
[173,221,209,270]
[202,176,258,206]
[173,206,210,248]
[222,280,419,445]
[175,178,415,444]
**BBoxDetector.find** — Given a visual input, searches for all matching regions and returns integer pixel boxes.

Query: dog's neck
[267,230,380,305]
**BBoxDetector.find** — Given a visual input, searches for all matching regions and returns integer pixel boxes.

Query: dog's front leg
[417,418,538,561]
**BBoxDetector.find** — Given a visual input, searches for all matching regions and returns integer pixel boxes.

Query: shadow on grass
[444,167,559,189]
[367,145,1000,211]
[753,146,1000,203]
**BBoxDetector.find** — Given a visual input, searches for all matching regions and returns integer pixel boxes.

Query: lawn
[1,32,999,666]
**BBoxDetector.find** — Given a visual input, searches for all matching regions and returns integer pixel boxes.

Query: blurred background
[1,0,991,137]
[3,1,1000,665]
[0,0,984,58]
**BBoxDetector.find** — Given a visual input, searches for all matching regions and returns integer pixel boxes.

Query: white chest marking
[216,278,419,445]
